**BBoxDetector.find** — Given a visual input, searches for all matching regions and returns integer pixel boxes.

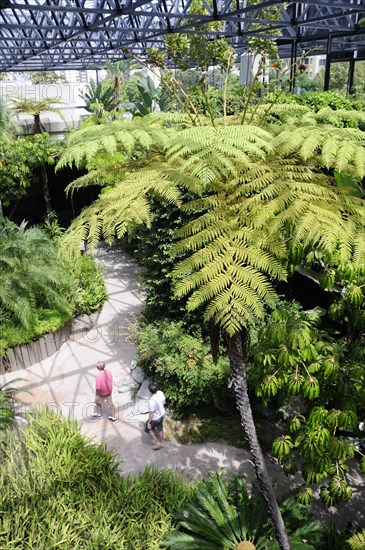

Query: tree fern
[60,168,183,255]
[57,106,365,550]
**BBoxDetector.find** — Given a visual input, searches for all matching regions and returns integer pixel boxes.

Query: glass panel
[353,60,365,94]
[329,61,348,94]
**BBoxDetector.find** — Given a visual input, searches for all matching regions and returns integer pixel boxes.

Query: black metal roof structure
[0,0,364,72]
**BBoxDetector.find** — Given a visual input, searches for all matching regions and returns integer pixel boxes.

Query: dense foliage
[0,219,107,356]
[66,253,108,315]
[57,84,365,548]
[250,301,365,506]
[0,133,61,208]
[0,409,192,549]
[135,319,230,413]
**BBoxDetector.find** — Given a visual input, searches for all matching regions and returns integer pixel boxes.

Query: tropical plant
[0,133,61,217]
[163,473,325,550]
[162,473,273,549]
[135,319,230,412]
[132,75,161,115]
[347,530,365,550]
[10,95,67,212]
[0,219,71,329]
[66,253,107,315]
[56,64,365,550]
[0,408,193,548]
[11,95,66,134]
[29,71,68,85]
[0,99,18,141]
[0,379,26,431]
[81,79,117,117]
[250,301,365,504]
[105,59,136,107]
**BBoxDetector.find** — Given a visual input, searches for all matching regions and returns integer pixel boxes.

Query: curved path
[2,243,364,529]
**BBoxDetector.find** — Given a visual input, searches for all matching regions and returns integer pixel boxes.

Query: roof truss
[0,0,364,71]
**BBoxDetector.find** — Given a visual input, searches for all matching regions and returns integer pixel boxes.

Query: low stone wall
[0,322,72,374]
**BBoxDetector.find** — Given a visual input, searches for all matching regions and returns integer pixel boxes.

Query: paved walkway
[2,244,364,530]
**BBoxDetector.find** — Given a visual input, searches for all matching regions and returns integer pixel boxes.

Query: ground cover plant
[0,408,193,549]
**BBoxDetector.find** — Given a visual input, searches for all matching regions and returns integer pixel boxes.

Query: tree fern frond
[57,120,168,170]
[321,138,340,168]
[352,227,365,267]
[353,145,365,180]
[145,111,199,128]
[64,166,124,195]
[60,169,182,255]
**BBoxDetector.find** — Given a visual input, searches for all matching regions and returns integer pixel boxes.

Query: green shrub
[262,91,365,112]
[135,319,231,413]
[0,409,193,549]
[67,254,108,314]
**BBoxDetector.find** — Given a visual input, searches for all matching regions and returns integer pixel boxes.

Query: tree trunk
[40,164,52,213]
[227,330,291,550]
[33,114,52,213]
[34,113,43,134]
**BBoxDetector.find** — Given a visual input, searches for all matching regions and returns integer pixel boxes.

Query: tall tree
[104,59,136,108]
[11,95,66,212]
[57,99,365,549]
[0,99,19,217]
[0,99,18,141]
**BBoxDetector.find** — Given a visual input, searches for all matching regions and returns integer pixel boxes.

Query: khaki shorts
[95,393,113,405]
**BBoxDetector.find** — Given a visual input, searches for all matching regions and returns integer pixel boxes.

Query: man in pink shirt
[92,361,118,422]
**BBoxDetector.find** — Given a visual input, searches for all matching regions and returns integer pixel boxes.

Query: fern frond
[64,166,125,195]
[275,126,365,179]
[60,169,182,256]
[57,119,168,170]
[167,125,273,184]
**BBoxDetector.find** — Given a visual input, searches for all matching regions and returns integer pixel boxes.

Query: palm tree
[11,95,66,212]
[105,59,136,108]
[56,104,365,550]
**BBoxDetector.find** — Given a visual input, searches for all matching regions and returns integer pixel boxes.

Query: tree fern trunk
[40,164,52,214]
[34,113,43,134]
[227,330,291,550]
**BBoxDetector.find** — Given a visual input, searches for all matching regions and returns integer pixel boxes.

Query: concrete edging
[0,322,72,374]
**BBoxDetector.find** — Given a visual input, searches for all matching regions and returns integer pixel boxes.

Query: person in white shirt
[145,383,166,450]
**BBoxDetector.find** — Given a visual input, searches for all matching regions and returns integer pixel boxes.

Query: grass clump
[0,408,192,549]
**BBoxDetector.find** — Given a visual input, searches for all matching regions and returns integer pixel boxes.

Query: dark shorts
[145,415,165,433]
